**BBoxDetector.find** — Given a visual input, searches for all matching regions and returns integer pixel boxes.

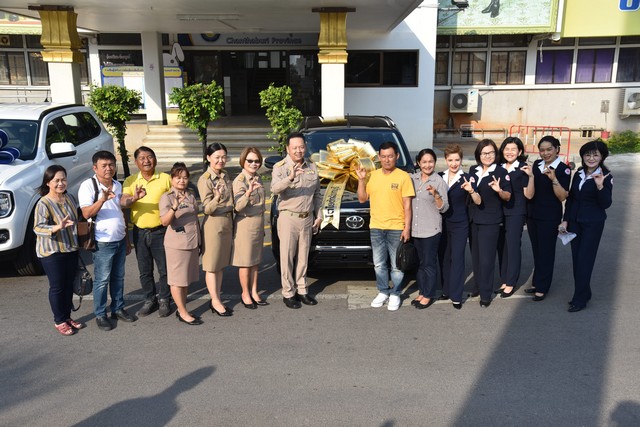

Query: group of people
[35,130,613,336]
[357,136,613,314]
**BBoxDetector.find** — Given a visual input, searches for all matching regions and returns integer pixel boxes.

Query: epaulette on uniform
[274,159,286,168]
[202,171,211,179]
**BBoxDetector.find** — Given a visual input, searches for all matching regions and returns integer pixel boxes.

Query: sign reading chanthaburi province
[437,0,560,35]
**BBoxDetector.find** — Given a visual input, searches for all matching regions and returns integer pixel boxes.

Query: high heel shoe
[210,302,232,317]
[252,296,269,306]
[500,287,515,298]
[241,297,257,309]
[532,293,546,302]
[176,310,203,325]
[416,298,436,309]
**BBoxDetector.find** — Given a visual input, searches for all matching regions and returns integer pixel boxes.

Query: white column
[321,64,345,118]
[48,62,82,104]
[87,36,102,86]
[141,32,167,125]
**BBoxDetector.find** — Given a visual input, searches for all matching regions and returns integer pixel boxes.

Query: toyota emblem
[346,215,365,229]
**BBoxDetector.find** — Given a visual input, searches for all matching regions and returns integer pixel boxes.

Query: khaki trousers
[277,214,312,298]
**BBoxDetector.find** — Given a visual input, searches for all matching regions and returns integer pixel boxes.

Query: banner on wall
[437,0,560,35]
[563,0,640,37]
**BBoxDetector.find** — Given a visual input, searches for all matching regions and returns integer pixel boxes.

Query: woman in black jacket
[468,139,512,307]
[559,140,613,312]
[524,135,571,301]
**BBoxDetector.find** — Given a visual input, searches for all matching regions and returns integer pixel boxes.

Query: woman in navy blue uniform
[496,137,535,298]
[438,144,481,309]
[559,140,613,312]
[525,135,571,301]
[468,139,512,307]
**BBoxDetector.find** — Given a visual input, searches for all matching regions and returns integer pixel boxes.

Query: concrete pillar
[314,8,354,119]
[141,32,167,125]
[87,36,102,86]
[33,6,83,104]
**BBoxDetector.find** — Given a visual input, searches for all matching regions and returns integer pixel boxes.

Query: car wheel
[14,213,43,276]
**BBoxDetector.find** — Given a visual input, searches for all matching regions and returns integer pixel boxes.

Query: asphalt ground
[0,154,639,426]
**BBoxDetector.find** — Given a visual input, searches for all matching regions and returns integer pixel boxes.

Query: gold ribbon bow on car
[311,138,379,230]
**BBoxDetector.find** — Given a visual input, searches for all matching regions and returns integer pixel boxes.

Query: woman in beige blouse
[197,143,234,317]
[232,147,268,309]
[160,162,203,325]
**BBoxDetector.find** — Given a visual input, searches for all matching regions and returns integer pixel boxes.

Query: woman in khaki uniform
[197,143,234,317]
[232,147,268,309]
[160,163,203,325]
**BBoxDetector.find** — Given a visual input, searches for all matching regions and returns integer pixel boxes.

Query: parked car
[0,104,114,275]
[265,115,414,269]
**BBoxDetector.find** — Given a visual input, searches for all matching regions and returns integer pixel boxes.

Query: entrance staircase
[141,116,276,169]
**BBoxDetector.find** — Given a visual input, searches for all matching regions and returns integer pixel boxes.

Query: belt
[136,225,164,232]
[280,210,310,219]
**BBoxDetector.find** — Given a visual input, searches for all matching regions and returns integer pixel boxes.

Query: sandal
[55,322,76,336]
[66,319,86,329]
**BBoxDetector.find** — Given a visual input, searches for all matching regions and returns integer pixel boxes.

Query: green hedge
[606,130,640,154]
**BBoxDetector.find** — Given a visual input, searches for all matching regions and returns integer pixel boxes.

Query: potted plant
[259,83,303,155]
[169,82,225,171]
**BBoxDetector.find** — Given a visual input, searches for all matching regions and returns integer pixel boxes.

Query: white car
[0,104,114,275]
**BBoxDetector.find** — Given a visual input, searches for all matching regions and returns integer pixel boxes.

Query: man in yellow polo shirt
[121,146,172,317]
[357,141,414,311]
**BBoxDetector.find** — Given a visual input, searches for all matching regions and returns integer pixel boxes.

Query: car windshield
[303,128,409,168]
[0,120,39,161]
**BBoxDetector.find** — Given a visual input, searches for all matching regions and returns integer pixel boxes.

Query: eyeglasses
[480,151,496,157]
[245,159,261,164]
[584,152,600,158]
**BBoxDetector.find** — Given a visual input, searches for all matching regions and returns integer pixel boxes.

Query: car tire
[14,212,43,276]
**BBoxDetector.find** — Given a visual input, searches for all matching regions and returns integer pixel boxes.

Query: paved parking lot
[0,154,639,426]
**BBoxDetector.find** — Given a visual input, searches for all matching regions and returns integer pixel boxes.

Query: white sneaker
[387,295,401,311]
[371,293,389,308]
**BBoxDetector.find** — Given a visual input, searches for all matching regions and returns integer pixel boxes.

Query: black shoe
[283,296,301,309]
[452,302,462,310]
[532,294,546,302]
[95,316,112,331]
[137,299,158,317]
[112,309,137,322]
[568,304,585,313]
[298,294,318,305]
[480,299,491,308]
[524,288,537,294]
[210,302,232,317]
[158,299,172,317]
[252,296,269,306]
[469,291,480,298]
[176,310,204,325]
[500,288,515,298]
[410,299,420,306]
[241,298,257,309]
[438,294,450,301]
[416,298,436,309]
[494,288,505,294]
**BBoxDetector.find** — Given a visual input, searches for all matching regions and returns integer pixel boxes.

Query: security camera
[451,0,469,9]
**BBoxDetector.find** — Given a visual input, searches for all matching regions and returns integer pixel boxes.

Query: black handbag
[77,178,99,251]
[72,256,93,311]
[396,239,418,272]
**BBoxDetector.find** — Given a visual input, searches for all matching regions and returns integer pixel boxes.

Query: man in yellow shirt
[121,147,172,317]
[357,142,414,311]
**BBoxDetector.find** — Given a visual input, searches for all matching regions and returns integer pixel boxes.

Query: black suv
[266,116,414,269]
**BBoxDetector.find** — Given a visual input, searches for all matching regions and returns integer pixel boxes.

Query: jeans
[133,226,169,302]
[370,229,404,296]
[414,233,441,299]
[40,251,78,324]
[92,238,127,317]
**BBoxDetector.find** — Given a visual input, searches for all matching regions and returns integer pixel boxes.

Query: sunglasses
[246,159,261,164]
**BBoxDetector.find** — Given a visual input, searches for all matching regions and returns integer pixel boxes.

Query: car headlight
[0,192,13,218]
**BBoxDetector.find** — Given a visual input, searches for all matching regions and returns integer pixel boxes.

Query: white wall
[346,6,437,152]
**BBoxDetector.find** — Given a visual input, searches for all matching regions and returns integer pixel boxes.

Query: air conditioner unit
[450,88,479,113]
[621,87,640,116]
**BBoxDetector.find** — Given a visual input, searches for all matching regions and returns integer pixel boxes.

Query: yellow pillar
[30,6,83,103]
[34,6,83,63]
[313,7,354,118]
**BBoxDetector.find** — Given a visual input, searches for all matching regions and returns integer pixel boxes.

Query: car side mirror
[49,142,76,159]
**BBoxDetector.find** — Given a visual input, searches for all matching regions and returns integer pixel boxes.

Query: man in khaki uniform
[271,132,322,309]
